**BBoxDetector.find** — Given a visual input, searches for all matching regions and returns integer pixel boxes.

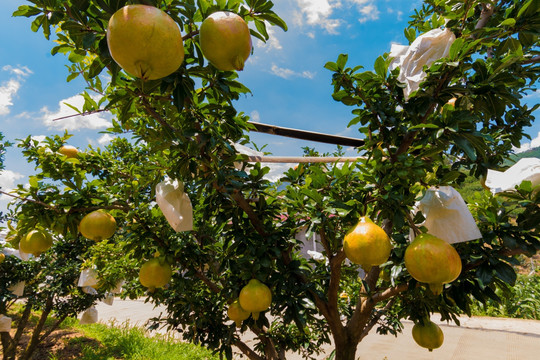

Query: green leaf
[454,137,477,161]
[409,123,439,130]
[29,176,39,189]
[336,54,348,70]
[493,262,516,286]
[12,5,42,18]
[256,13,288,31]
[449,37,464,60]
[499,18,516,27]
[324,62,338,72]
[373,56,387,79]
[254,19,268,40]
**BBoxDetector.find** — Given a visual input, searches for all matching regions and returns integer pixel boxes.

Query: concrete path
[96,299,540,359]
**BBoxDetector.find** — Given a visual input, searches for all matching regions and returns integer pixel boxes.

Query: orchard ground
[95,299,540,360]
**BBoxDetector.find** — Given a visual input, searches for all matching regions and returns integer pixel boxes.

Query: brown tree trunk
[333,333,358,360]
[19,296,54,360]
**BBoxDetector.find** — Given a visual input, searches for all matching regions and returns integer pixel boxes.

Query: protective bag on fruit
[156,179,193,232]
[8,281,25,297]
[79,306,98,324]
[78,268,99,288]
[110,280,125,294]
[485,158,540,194]
[0,315,12,332]
[413,186,481,244]
[102,292,115,306]
[389,27,455,100]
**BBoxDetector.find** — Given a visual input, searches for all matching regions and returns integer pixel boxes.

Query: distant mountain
[512,147,540,161]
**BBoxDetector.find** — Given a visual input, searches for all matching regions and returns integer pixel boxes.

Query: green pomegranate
[239,279,272,320]
[107,5,184,80]
[404,233,462,295]
[19,229,53,256]
[227,299,250,327]
[199,11,252,71]
[412,319,444,351]
[343,217,392,272]
[139,258,172,292]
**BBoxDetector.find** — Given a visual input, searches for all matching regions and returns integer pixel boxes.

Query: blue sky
[1,0,539,213]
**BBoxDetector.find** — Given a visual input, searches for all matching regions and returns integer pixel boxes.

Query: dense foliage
[0,1,539,360]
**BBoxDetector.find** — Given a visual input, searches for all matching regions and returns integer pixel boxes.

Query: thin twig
[246,156,362,163]
[0,190,60,212]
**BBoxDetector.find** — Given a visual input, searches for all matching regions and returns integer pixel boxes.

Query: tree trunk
[333,334,358,360]
[19,296,54,360]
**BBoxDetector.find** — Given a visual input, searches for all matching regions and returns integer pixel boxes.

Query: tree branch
[359,298,397,341]
[182,30,199,40]
[234,339,265,360]
[230,190,268,237]
[371,283,409,303]
[522,55,540,64]
[140,97,178,133]
[0,190,60,212]
[194,270,222,294]
[475,3,495,31]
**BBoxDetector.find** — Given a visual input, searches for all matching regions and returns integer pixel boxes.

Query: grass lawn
[40,318,219,360]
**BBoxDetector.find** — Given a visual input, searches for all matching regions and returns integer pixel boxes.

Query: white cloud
[271,64,316,80]
[97,133,115,145]
[524,89,539,100]
[256,25,283,52]
[515,131,540,153]
[0,170,25,212]
[41,94,112,131]
[294,0,343,34]
[250,110,261,123]
[0,65,32,116]
[354,1,380,23]
[294,0,382,33]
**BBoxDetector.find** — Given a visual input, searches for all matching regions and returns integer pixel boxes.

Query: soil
[515,254,540,275]
[29,329,101,360]
[2,326,102,360]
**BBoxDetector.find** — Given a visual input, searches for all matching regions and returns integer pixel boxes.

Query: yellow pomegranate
[343,217,392,272]
[238,279,272,320]
[139,258,172,292]
[59,145,79,158]
[199,11,252,71]
[404,233,462,295]
[412,319,444,351]
[227,299,250,327]
[107,5,184,80]
[79,210,117,241]
[19,229,53,256]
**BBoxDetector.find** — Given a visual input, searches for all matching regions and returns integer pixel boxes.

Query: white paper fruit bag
[8,281,25,297]
[485,158,540,193]
[0,315,12,332]
[79,306,98,324]
[414,186,481,244]
[156,179,193,232]
[78,268,99,288]
[390,28,456,100]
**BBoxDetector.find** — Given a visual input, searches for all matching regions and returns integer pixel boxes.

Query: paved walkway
[96,299,540,359]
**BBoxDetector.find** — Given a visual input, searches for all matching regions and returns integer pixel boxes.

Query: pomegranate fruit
[404,233,462,295]
[59,145,79,158]
[79,210,117,241]
[239,279,272,320]
[107,5,184,80]
[343,217,392,272]
[139,258,172,292]
[199,11,251,71]
[19,229,53,256]
[227,299,250,327]
[412,319,444,351]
